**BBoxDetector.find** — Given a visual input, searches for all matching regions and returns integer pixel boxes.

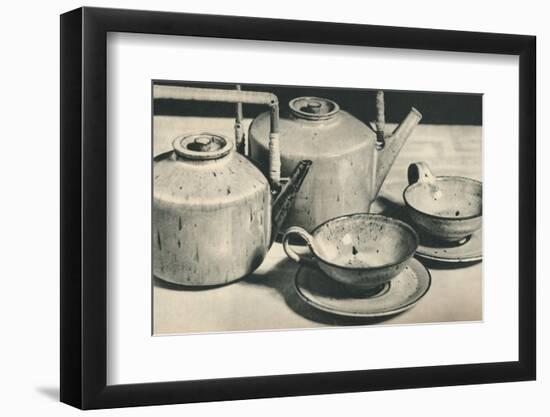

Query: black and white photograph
[0,0,539,413]
[152,81,483,335]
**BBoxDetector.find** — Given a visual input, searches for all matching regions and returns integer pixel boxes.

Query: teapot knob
[306,101,322,114]
[193,136,213,151]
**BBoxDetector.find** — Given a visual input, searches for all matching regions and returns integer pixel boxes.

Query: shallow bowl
[404,176,482,243]
[283,213,419,290]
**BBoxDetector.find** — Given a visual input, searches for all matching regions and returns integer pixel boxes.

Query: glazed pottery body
[283,214,419,289]
[404,162,482,243]
[249,97,422,232]
[153,133,310,286]
[154,134,271,285]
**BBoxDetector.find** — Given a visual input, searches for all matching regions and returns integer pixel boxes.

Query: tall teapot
[152,86,311,286]
[249,91,422,232]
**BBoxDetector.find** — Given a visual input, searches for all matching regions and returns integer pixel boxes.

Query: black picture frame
[60,6,536,410]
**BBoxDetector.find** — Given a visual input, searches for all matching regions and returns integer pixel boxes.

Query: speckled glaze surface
[249,97,421,232]
[153,134,272,286]
[283,213,419,289]
[250,101,375,232]
[416,228,482,263]
[404,162,482,243]
[295,257,431,317]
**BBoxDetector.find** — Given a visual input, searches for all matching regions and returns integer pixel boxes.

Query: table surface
[153,116,482,334]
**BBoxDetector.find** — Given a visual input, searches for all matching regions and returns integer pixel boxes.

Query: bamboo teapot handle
[153,85,282,187]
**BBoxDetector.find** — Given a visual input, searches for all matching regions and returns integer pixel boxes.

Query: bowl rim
[403,176,483,221]
[309,213,419,271]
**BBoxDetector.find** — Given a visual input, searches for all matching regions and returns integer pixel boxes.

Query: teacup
[403,162,482,244]
[282,213,419,290]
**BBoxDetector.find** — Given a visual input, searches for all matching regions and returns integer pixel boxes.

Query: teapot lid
[173,133,233,160]
[289,97,340,121]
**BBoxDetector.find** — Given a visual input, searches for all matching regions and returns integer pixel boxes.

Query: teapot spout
[271,160,312,244]
[374,107,422,196]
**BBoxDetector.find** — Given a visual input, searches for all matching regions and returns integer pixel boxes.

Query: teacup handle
[282,226,317,266]
[407,162,437,186]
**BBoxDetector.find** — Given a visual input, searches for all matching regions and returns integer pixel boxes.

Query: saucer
[415,229,482,264]
[294,258,431,318]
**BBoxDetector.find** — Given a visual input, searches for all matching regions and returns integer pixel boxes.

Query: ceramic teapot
[152,86,311,286]
[249,91,422,232]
